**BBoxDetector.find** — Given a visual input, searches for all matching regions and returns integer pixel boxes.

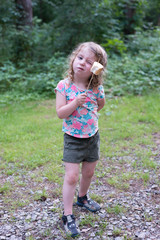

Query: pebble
[136,231,146,239]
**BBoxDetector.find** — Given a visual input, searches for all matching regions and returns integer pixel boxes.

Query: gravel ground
[0,133,160,240]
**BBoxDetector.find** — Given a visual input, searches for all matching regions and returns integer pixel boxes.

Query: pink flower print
[85,97,90,103]
[79,108,88,115]
[72,120,82,130]
[70,92,76,99]
[93,88,98,94]
[68,99,73,104]
[71,85,78,92]
[58,82,64,90]
[72,110,81,118]
[64,121,68,128]
[87,119,94,125]
[83,124,88,129]
[82,131,90,137]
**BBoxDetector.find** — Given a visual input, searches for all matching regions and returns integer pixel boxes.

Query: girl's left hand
[76,93,87,106]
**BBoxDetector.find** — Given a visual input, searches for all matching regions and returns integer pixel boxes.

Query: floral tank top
[55,79,105,138]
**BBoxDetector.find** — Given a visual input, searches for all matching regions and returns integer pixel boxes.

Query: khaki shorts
[62,131,100,163]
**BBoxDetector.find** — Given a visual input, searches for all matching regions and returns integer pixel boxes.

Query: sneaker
[76,193,101,212]
[62,214,80,237]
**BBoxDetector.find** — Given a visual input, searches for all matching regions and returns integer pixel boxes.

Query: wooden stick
[86,73,94,92]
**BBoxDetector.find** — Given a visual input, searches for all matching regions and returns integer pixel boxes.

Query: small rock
[10,236,17,240]
[0,237,6,240]
[136,231,146,239]
[151,185,158,190]
[90,232,95,237]
[107,231,112,236]
[115,237,123,240]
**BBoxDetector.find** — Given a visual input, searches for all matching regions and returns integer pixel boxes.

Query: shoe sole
[65,229,80,238]
[76,201,100,212]
[71,233,80,238]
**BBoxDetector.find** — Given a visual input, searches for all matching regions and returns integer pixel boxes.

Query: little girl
[55,41,107,237]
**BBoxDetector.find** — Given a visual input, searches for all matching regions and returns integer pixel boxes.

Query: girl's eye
[87,61,92,65]
[78,56,83,60]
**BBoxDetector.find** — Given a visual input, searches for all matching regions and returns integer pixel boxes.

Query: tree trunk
[15,0,33,27]
[124,0,137,35]
[158,15,160,26]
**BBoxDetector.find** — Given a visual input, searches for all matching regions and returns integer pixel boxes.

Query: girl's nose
[80,59,85,65]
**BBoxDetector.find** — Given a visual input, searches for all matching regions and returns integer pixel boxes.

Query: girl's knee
[65,173,79,185]
[83,170,94,179]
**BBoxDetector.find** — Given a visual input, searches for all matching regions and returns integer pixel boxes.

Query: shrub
[0,28,160,99]
[102,38,127,55]
[105,28,160,96]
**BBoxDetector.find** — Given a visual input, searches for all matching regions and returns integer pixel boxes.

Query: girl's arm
[97,97,105,112]
[56,91,87,119]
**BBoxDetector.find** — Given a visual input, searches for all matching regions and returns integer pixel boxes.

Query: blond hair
[66,42,107,89]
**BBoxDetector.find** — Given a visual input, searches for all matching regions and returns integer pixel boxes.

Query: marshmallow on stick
[86,62,104,91]
[90,61,104,75]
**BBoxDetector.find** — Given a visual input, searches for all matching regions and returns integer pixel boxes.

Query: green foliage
[0,28,160,98]
[0,0,159,64]
[0,53,66,96]
[112,0,145,35]
[0,0,160,97]
[143,0,160,26]
[49,0,120,53]
[102,38,127,55]
[105,28,160,96]
[0,0,121,60]
[126,27,160,53]
[0,17,56,64]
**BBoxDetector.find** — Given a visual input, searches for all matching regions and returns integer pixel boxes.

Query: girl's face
[72,47,96,80]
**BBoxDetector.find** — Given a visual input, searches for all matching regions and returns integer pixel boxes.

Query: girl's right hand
[76,92,87,106]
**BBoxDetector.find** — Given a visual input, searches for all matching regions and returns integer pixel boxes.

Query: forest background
[0,0,160,103]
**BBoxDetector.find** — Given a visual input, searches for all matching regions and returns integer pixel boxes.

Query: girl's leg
[79,161,98,197]
[63,162,80,215]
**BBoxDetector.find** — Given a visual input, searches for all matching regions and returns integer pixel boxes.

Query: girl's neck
[73,75,88,90]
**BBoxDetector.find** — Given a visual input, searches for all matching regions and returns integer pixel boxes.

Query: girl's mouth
[77,67,84,71]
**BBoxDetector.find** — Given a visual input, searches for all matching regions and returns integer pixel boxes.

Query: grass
[79,213,100,227]
[0,100,63,172]
[0,92,160,210]
[0,182,12,194]
[106,204,126,215]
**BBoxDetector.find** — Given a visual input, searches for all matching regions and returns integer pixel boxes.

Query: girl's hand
[76,92,87,106]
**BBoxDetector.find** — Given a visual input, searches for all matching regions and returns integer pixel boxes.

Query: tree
[143,0,160,27]
[48,0,119,53]
[15,0,33,28]
[112,0,144,35]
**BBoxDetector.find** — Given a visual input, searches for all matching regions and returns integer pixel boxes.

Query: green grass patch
[100,93,160,159]
[0,182,12,194]
[106,204,126,215]
[79,213,100,227]
[0,100,63,172]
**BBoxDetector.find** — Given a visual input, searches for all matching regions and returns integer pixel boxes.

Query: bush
[0,28,160,100]
[102,38,127,55]
[105,28,160,96]
[0,53,66,96]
